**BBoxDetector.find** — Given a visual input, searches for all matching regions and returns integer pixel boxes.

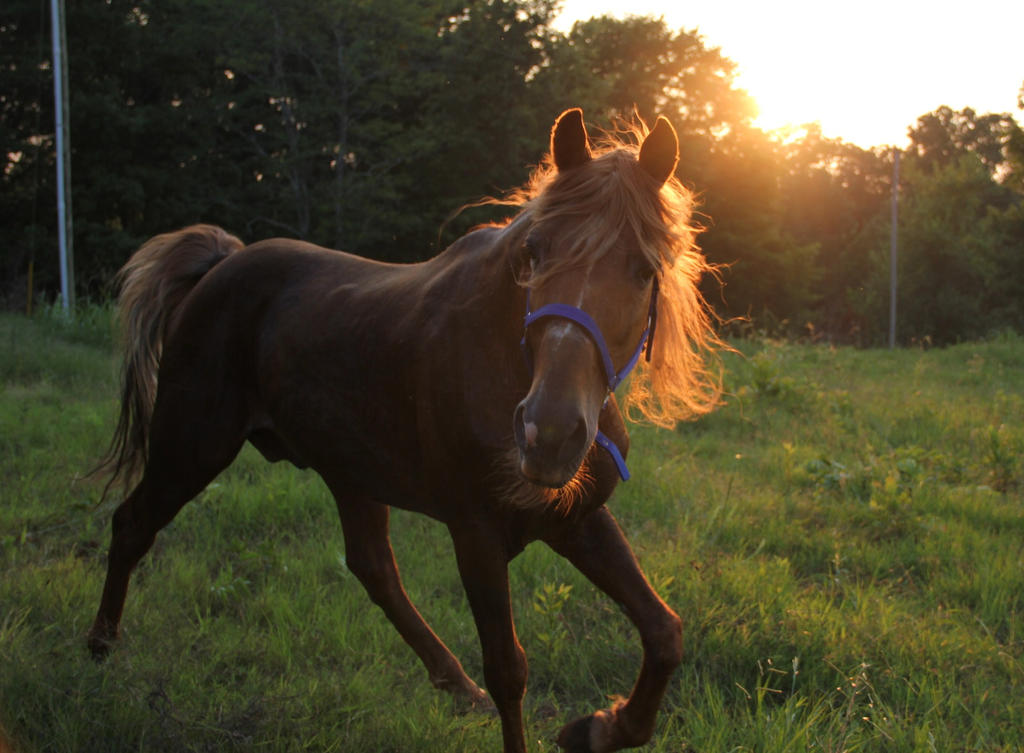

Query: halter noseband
[519,277,659,481]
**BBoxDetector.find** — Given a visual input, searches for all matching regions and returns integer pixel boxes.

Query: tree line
[3,0,1023,344]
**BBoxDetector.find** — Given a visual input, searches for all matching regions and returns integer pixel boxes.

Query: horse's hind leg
[88,478,179,657]
[331,494,488,706]
[88,386,246,658]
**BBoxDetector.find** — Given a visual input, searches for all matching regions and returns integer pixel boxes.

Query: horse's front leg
[545,506,682,753]
[450,521,529,753]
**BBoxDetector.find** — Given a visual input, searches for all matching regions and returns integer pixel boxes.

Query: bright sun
[725,13,910,147]
[555,0,1024,149]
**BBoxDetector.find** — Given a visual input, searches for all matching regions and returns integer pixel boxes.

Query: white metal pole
[51,0,74,312]
[889,149,899,349]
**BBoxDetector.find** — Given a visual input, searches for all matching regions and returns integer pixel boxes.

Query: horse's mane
[498,119,724,427]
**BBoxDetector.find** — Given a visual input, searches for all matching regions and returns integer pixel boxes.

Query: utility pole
[51,0,74,312]
[889,148,899,349]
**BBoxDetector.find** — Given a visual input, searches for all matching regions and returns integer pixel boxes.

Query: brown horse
[89,109,721,753]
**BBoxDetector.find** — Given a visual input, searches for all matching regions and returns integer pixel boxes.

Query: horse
[88,108,722,753]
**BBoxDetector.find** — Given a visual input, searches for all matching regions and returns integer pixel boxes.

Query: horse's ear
[638,116,679,185]
[551,108,592,171]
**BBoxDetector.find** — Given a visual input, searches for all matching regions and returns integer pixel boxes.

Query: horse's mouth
[516,449,586,490]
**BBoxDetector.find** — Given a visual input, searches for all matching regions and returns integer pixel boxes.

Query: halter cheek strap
[519,278,659,481]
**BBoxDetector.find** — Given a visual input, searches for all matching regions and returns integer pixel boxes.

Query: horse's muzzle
[513,398,593,488]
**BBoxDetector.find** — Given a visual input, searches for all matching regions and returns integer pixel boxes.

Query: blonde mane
[506,120,725,427]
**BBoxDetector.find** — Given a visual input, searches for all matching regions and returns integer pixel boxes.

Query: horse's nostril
[568,416,588,451]
[554,413,590,469]
[513,403,529,449]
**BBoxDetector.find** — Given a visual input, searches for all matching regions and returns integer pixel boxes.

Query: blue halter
[520,278,659,481]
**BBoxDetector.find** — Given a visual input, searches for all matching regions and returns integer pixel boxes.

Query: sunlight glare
[555,0,1024,148]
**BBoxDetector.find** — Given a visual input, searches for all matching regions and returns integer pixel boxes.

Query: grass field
[1,308,1022,752]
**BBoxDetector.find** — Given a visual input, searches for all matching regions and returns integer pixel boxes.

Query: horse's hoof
[558,708,622,753]
[431,673,493,714]
[87,633,114,661]
[469,688,495,713]
[556,715,594,752]
[455,685,495,715]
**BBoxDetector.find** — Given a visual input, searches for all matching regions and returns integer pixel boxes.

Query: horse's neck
[415,222,528,376]
[430,222,524,323]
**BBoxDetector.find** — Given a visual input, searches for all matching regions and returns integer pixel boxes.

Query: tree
[408,0,560,251]
[211,0,458,253]
[1,0,60,304]
[696,125,821,331]
[63,0,239,291]
[776,127,891,341]
[908,105,1022,184]
[203,0,557,260]
[4,2,1021,339]
[534,15,753,138]
[892,154,1017,342]
[0,0,566,299]
[1004,82,1024,194]
[845,151,1024,345]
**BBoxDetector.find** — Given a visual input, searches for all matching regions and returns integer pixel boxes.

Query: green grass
[2,309,1022,752]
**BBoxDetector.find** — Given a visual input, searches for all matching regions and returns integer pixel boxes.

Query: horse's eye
[523,235,547,274]
[635,259,657,286]
[524,236,540,262]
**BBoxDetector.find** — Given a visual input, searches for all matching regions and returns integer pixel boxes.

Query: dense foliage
[3,0,1023,344]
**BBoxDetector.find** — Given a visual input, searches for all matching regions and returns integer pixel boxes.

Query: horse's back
[169,237,410,355]
[209,237,387,307]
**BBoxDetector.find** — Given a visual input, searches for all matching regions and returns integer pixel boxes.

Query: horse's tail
[95,224,244,496]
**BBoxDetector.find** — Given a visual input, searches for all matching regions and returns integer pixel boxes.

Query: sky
[553,0,1024,149]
